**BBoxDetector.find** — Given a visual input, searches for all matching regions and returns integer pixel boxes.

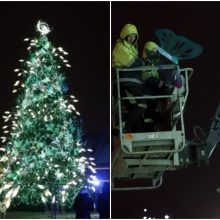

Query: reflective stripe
[138,103,147,109]
[119,78,143,84]
[112,78,143,85]
[125,90,136,104]
[144,118,154,123]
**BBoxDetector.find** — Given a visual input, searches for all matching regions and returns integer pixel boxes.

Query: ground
[3,211,99,219]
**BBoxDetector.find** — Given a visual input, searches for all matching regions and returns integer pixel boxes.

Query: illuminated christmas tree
[0,21,96,212]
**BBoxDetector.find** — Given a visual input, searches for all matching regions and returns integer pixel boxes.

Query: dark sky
[0,1,110,136]
[112,1,220,219]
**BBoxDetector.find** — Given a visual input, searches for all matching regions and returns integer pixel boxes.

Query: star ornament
[36,21,51,36]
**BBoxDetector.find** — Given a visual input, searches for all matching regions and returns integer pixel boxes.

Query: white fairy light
[67,180,77,186]
[88,165,96,174]
[0,148,6,152]
[26,61,32,66]
[5,198,11,209]
[24,38,29,41]
[14,81,20,86]
[79,148,86,153]
[37,184,45,189]
[12,186,20,198]
[52,196,55,204]
[66,64,71,68]
[91,186,96,192]
[60,103,66,108]
[58,47,64,52]
[56,172,64,179]
[2,182,14,191]
[41,195,46,203]
[44,190,52,197]
[14,69,20,72]
[61,189,66,195]
[89,175,100,186]
[62,196,65,203]
[87,148,93,152]
[44,115,48,122]
[79,156,86,162]
[12,89,17,93]
[0,156,9,162]
[63,185,69,189]
[68,104,76,111]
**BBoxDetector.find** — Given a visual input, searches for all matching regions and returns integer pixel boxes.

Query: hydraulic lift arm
[179,102,220,166]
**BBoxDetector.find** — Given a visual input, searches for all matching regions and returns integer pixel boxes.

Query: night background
[112,1,220,219]
[0,1,110,215]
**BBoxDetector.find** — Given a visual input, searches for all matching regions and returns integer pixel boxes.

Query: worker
[142,41,182,131]
[112,24,146,133]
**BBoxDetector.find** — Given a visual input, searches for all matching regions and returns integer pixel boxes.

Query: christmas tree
[0,21,96,212]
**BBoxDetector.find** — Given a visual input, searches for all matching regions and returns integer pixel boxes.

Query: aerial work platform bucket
[112,65,193,190]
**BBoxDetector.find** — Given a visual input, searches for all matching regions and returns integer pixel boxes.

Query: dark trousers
[143,76,161,123]
[120,82,146,132]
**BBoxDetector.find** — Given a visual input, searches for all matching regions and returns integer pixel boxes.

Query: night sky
[112,2,220,219]
[0,1,110,136]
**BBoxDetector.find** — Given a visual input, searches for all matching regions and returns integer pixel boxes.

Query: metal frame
[112,65,193,190]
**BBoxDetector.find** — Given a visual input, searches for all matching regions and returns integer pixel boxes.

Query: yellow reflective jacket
[142,41,160,80]
[112,24,138,67]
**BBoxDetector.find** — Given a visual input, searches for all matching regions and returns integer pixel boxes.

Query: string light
[37,185,44,189]
[2,182,14,191]
[5,198,11,209]
[52,196,55,204]
[41,195,46,203]
[12,186,20,198]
